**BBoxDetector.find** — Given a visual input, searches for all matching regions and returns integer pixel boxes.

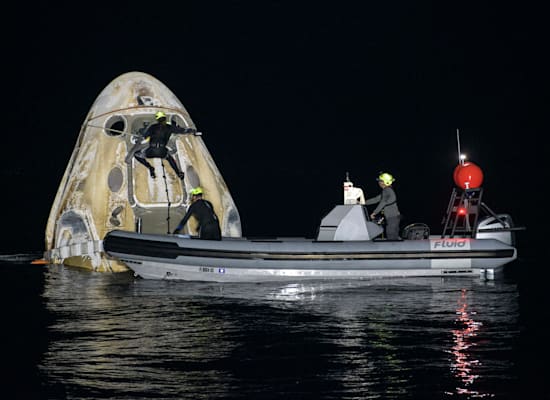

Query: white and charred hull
[45,72,241,271]
[103,230,517,282]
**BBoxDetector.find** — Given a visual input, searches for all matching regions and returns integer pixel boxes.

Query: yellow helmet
[378,172,395,185]
[155,111,167,120]
[190,187,203,196]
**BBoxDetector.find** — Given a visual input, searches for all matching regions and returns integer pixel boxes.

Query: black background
[3,2,547,257]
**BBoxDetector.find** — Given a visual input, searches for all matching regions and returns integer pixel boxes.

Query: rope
[160,161,172,234]
[87,105,190,123]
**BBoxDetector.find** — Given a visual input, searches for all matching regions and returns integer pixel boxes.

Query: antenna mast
[456,128,464,165]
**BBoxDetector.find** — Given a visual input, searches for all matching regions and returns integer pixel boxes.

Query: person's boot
[166,156,185,180]
[149,167,156,179]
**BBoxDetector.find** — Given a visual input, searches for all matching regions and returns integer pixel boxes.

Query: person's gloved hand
[173,229,180,234]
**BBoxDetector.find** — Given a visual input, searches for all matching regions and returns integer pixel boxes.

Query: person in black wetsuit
[173,187,222,240]
[134,111,196,179]
[366,172,401,240]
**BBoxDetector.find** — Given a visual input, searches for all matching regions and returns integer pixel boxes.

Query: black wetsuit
[173,199,222,240]
[134,122,195,177]
[366,186,401,240]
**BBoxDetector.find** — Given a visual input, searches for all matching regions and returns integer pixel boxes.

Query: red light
[453,162,484,189]
[458,207,467,216]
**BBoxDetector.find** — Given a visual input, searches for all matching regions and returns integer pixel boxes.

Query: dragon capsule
[45,71,242,271]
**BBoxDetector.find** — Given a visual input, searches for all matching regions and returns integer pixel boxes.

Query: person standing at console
[366,172,401,240]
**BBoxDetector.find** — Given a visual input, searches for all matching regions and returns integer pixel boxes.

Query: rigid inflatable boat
[103,175,521,282]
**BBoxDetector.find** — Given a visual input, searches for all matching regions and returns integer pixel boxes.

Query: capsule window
[104,115,127,137]
[108,167,124,192]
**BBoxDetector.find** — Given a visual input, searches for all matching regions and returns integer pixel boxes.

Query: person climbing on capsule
[173,187,222,240]
[366,172,401,240]
[133,111,196,179]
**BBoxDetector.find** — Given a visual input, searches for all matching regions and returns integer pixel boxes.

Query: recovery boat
[103,170,522,282]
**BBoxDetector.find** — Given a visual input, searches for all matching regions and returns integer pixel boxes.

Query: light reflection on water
[448,288,485,398]
[37,265,521,399]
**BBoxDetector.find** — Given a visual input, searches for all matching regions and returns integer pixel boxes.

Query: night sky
[4,2,547,255]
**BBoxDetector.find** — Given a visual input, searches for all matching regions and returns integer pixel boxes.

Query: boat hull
[103,230,517,282]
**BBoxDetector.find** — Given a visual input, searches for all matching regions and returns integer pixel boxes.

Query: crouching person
[173,187,221,240]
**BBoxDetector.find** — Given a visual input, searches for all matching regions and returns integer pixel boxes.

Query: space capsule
[45,72,241,271]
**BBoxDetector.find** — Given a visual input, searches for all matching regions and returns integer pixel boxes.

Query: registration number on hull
[199,266,226,274]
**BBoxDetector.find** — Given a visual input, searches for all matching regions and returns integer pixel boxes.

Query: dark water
[2,254,548,399]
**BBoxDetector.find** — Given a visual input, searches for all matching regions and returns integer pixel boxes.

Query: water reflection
[447,288,493,398]
[37,266,520,399]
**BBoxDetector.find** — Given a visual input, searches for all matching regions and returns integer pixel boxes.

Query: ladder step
[442,187,484,238]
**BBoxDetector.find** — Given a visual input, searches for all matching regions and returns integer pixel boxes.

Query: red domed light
[453,162,484,189]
